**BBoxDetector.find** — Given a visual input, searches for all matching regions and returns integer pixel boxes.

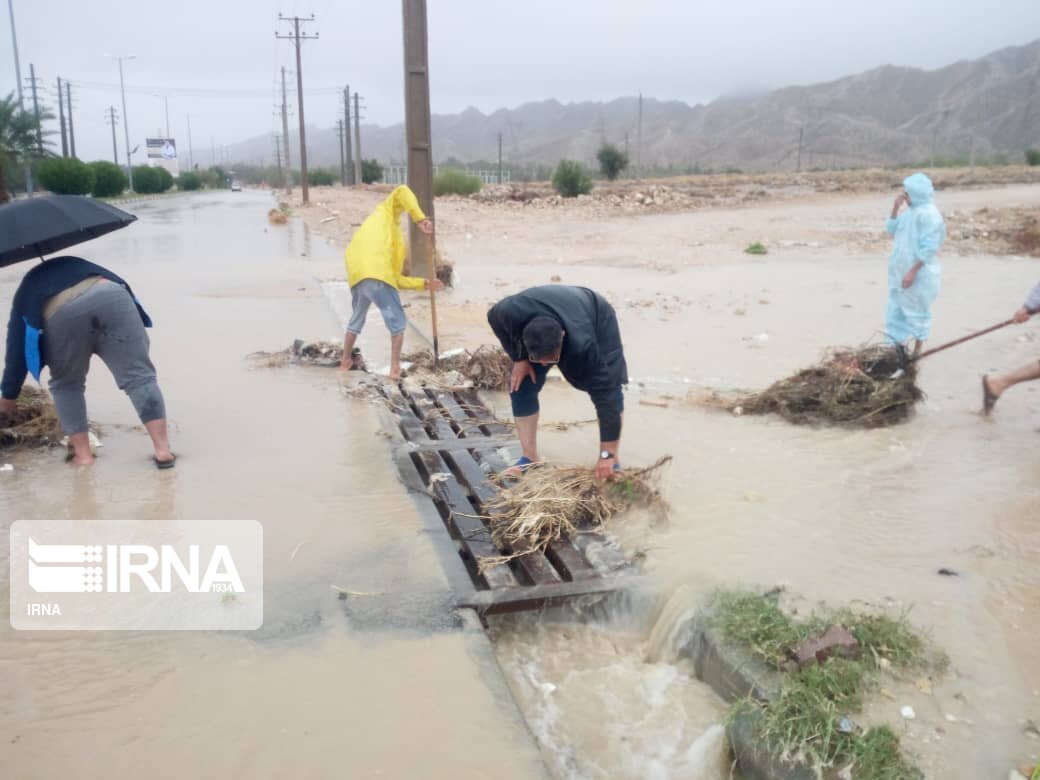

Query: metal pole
[187,114,194,170]
[108,107,118,164]
[497,132,502,184]
[118,58,134,192]
[57,78,68,157]
[636,92,643,177]
[344,85,354,185]
[281,66,292,189]
[293,17,309,203]
[29,63,41,153]
[337,119,346,185]
[164,96,169,138]
[66,81,76,158]
[353,92,362,186]
[8,0,23,106]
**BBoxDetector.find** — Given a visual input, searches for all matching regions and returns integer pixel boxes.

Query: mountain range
[227,39,1040,173]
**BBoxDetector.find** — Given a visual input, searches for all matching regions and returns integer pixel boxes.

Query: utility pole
[636,92,643,178]
[353,92,362,186]
[163,96,169,138]
[187,114,194,170]
[56,78,68,157]
[106,106,119,164]
[273,133,283,187]
[66,81,76,158]
[276,14,318,204]
[497,131,503,184]
[796,127,804,172]
[403,0,435,269]
[8,0,23,106]
[343,85,354,185]
[280,66,292,189]
[27,63,42,153]
[108,54,136,192]
[336,119,346,185]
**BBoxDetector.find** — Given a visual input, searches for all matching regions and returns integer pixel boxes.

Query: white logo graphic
[11,521,263,631]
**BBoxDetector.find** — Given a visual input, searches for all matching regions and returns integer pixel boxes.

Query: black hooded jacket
[488,285,628,438]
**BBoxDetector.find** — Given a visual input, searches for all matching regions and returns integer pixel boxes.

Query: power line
[70,79,342,98]
[276,13,318,203]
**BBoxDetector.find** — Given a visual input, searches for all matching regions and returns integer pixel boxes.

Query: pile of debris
[403,345,511,390]
[736,345,923,428]
[479,457,670,570]
[248,340,344,368]
[0,387,64,450]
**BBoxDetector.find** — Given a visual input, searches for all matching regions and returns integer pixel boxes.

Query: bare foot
[981,375,1000,416]
[69,453,95,466]
[388,365,402,380]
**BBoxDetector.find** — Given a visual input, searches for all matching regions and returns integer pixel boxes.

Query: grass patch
[744,242,768,255]
[711,590,940,778]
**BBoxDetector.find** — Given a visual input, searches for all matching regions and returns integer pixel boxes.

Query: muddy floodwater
[2,185,1039,779]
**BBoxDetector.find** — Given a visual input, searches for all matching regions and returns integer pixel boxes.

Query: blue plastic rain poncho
[884,173,946,344]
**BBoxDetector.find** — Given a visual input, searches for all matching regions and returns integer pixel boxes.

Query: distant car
[230,180,243,192]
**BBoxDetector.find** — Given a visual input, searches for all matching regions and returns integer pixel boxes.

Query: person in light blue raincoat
[884,172,946,354]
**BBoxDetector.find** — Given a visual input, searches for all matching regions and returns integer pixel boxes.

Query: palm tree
[0,92,52,203]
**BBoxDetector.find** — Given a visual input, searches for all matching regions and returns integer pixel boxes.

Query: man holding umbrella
[0,196,174,468]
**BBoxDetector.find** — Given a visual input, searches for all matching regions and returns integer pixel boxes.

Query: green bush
[131,165,160,193]
[596,144,629,181]
[177,172,203,191]
[154,167,174,193]
[361,159,383,184]
[86,161,127,197]
[551,160,592,198]
[744,242,768,255]
[1026,149,1040,166]
[307,168,336,186]
[37,157,95,195]
[434,168,482,196]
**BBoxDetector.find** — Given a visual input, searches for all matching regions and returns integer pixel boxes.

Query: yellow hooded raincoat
[344,185,428,291]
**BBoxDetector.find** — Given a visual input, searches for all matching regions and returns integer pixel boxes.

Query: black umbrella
[0,195,137,268]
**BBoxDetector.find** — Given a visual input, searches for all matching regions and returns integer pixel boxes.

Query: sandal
[154,454,177,470]
[981,375,999,416]
[500,456,537,478]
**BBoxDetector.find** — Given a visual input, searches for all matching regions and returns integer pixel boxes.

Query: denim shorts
[346,279,408,336]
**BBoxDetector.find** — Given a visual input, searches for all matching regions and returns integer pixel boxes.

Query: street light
[106,53,136,192]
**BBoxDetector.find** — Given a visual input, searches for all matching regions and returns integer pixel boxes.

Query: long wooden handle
[425,232,440,367]
[913,318,1016,361]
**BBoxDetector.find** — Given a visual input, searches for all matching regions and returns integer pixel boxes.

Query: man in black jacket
[487,285,627,480]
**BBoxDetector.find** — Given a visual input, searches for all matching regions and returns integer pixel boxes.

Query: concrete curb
[678,607,816,780]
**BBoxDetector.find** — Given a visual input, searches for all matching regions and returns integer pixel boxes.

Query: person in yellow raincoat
[339,185,443,379]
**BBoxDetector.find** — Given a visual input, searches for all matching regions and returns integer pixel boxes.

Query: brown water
[418,184,1040,778]
[3,187,1039,779]
[0,193,546,779]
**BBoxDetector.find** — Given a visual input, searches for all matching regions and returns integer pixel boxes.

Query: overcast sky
[2,0,1038,165]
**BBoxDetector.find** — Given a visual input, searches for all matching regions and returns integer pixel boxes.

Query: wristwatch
[599,450,615,460]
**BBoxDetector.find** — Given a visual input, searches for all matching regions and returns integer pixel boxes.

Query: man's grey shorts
[346,278,407,336]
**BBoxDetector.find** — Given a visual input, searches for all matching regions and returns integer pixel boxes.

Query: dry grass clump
[267,208,288,225]
[404,345,511,390]
[478,457,670,570]
[738,345,922,428]
[0,386,64,450]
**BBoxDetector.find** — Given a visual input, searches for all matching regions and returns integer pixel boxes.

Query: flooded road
[0,192,546,779]
[3,184,1039,779]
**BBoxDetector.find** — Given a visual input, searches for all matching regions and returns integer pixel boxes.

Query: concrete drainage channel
[370,380,817,778]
